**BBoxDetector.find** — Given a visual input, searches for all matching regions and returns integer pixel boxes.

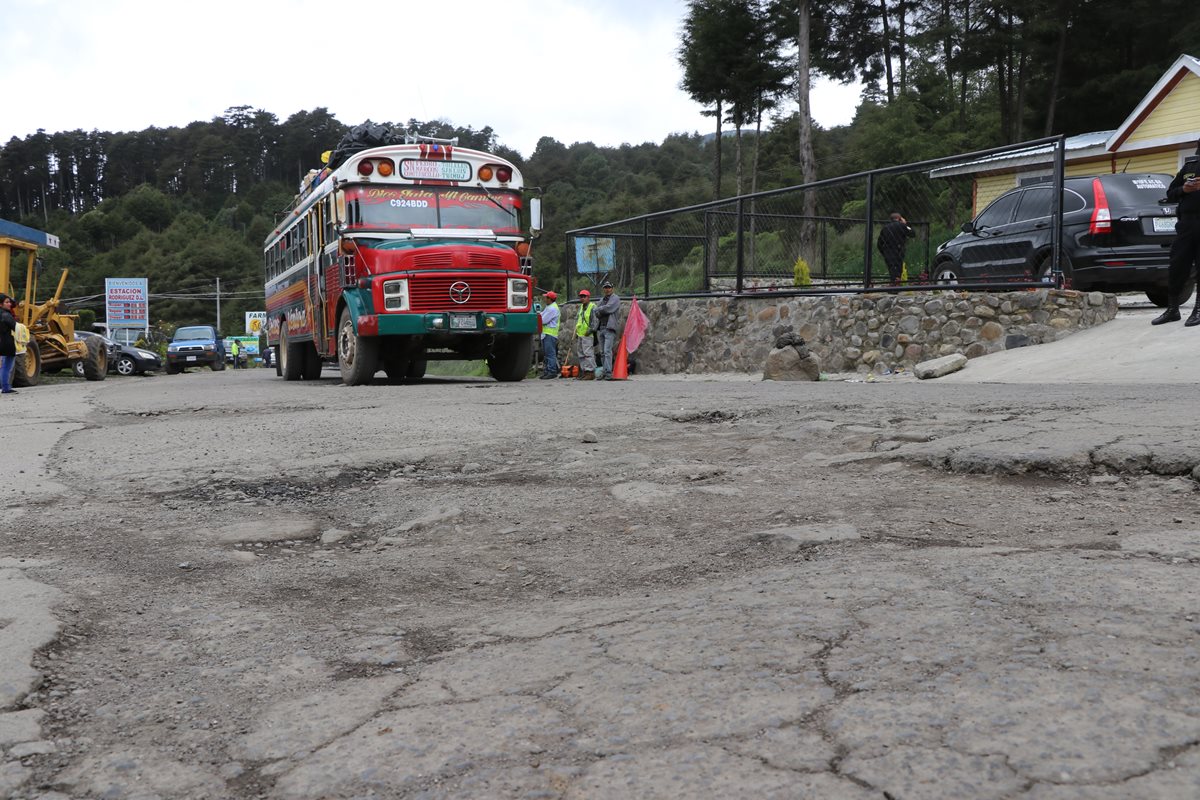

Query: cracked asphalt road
[2,367,1199,799]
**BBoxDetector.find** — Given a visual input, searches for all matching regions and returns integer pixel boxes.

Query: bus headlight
[383,279,409,311]
[507,278,529,310]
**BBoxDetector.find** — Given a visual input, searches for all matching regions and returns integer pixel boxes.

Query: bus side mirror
[529,198,543,234]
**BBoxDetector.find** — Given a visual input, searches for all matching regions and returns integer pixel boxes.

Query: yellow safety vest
[14,323,29,355]
[542,302,559,337]
[575,303,594,337]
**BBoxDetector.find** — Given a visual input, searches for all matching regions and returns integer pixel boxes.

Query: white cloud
[0,0,860,157]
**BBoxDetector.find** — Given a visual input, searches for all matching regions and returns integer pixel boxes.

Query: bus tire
[407,359,427,380]
[383,349,409,384]
[280,329,304,381]
[487,335,532,382]
[337,307,379,386]
[303,344,322,380]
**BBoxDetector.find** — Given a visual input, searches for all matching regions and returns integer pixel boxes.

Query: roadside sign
[245,311,266,336]
[574,236,615,275]
[105,278,149,329]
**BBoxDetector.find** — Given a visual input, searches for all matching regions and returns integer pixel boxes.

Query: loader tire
[13,347,42,387]
[81,336,108,381]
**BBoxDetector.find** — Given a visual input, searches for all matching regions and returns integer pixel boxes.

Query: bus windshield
[346,187,521,235]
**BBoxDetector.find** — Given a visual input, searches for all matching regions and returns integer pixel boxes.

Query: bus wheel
[302,344,322,380]
[487,335,532,382]
[407,359,427,380]
[337,308,379,386]
[281,329,304,381]
[382,350,409,384]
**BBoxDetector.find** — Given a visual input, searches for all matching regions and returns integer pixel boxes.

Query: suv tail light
[1089,178,1112,235]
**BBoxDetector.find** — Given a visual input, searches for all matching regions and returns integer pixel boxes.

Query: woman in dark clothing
[1151,139,1200,326]
[0,294,17,394]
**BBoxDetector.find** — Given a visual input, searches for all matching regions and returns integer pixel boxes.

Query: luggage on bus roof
[328,123,409,170]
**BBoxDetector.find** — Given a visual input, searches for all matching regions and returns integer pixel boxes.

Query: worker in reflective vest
[575,289,597,380]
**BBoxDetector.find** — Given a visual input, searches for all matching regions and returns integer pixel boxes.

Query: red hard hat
[578,289,590,297]
[545,291,557,301]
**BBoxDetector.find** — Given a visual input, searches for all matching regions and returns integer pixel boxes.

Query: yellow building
[934,54,1200,213]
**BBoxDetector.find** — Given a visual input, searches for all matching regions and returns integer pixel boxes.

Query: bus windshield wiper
[476,183,516,218]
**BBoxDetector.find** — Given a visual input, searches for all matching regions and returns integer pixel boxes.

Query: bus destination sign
[399,159,472,182]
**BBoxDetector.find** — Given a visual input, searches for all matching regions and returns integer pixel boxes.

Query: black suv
[933,173,1183,305]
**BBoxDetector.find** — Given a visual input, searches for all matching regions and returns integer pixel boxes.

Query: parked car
[932,173,1183,306]
[111,341,162,375]
[166,325,225,373]
[71,332,161,376]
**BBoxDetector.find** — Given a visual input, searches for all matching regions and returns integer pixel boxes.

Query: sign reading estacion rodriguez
[105,278,149,328]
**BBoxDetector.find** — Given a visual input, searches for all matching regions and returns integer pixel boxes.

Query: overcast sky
[1,0,862,158]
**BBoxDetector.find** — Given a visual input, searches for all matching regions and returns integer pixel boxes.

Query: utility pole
[216,277,221,331]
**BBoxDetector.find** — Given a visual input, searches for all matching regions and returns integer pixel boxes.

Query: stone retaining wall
[555,290,1118,375]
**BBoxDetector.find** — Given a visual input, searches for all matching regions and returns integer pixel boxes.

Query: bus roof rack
[403,131,460,146]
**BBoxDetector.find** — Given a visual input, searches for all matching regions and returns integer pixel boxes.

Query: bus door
[307,209,329,352]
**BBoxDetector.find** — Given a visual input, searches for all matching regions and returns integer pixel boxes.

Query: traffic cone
[611,335,629,380]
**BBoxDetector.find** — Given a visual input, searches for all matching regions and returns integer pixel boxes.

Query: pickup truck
[165,325,226,373]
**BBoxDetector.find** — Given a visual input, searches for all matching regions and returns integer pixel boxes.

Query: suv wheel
[1036,253,1074,288]
[933,263,960,285]
[1146,280,1195,308]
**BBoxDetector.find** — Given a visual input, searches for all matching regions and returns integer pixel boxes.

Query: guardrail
[564,136,1067,300]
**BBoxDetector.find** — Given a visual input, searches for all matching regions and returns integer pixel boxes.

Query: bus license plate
[450,314,477,330]
[1153,216,1177,233]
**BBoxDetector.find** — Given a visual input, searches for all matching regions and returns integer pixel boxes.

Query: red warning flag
[624,296,649,353]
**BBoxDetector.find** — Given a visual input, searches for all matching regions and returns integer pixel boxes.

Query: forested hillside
[0,0,1195,334]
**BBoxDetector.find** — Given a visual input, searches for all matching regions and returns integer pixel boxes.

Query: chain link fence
[565,136,1067,299]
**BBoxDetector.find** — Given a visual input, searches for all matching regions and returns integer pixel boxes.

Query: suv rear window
[1095,174,1172,205]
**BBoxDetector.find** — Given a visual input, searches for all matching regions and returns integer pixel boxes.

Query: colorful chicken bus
[263,137,542,385]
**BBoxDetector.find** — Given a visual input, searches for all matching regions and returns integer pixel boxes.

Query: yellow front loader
[0,219,105,386]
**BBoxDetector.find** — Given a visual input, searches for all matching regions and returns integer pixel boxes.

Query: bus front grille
[409,276,507,312]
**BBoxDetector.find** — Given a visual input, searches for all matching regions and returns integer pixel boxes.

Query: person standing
[0,294,17,394]
[230,339,241,368]
[594,281,621,380]
[1152,141,1200,326]
[575,289,597,380]
[877,212,915,285]
[539,291,560,379]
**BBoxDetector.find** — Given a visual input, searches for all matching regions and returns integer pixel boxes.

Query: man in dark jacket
[1152,139,1200,326]
[0,294,17,394]
[877,212,915,285]
[594,281,621,380]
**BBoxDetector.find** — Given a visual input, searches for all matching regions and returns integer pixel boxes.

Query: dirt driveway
[2,364,1199,799]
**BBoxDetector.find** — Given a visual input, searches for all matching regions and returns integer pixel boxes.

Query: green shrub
[793,257,812,286]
